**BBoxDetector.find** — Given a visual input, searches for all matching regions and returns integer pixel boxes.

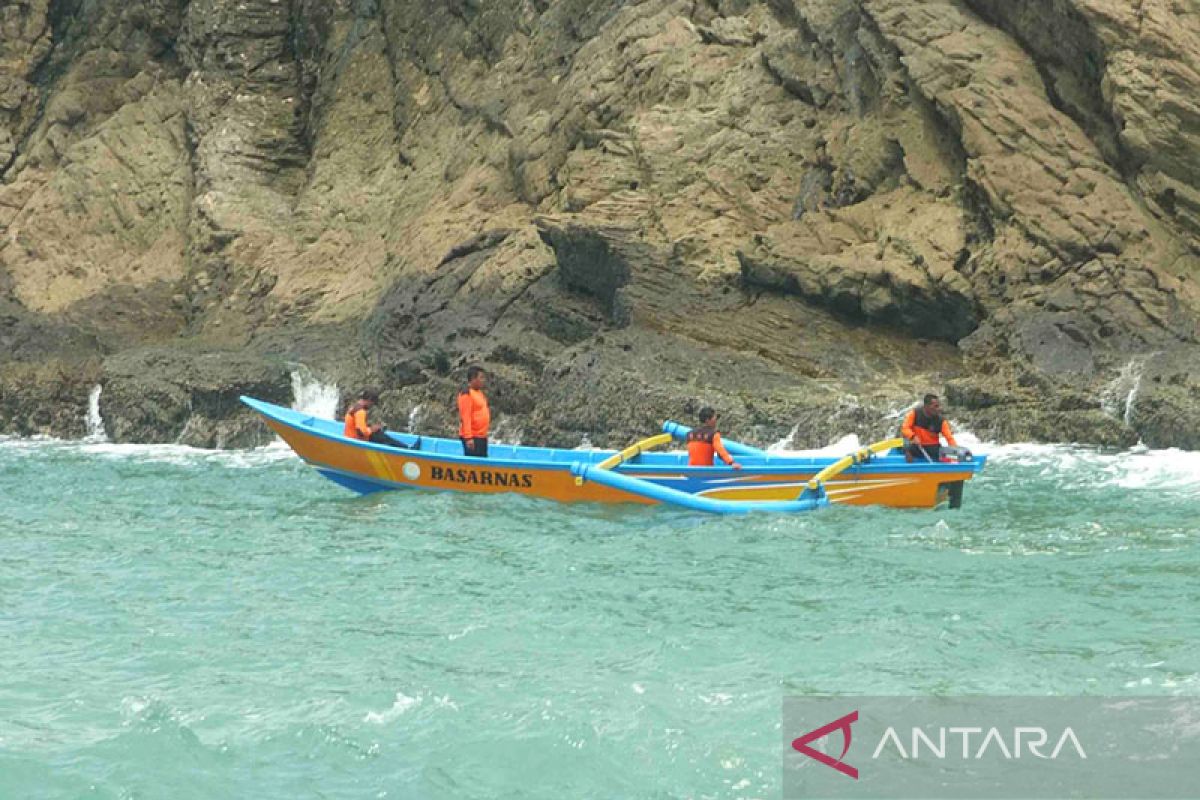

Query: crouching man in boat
[344,390,391,444]
[457,365,490,458]
[900,393,957,462]
[687,407,742,470]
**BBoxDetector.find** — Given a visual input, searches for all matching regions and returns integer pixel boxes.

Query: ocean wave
[761,426,1199,496]
[954,433,1200,493]
[0,435,296,468]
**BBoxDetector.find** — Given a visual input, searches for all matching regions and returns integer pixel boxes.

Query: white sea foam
[433,695,459,711]
[755,420,1199,496]
[1101,448,1200,491]
[120,696,149,716]
[0,435,295,468]
[954,430,1200,494]
[699,692,735,706]
[363,692,421,724]
[447,625,477,641]
[81,440,297,467]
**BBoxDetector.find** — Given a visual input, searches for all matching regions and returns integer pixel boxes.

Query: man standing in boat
[686,407,742,469]
[900,393,957,462]
[344,390,391,444]
[457,365,491,458]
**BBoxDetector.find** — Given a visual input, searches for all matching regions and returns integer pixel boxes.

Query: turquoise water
[2,435,1199,798]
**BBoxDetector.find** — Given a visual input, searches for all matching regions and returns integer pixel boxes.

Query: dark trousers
[364,429,411,449]
[906,443,941,462]
[462,437,489,458]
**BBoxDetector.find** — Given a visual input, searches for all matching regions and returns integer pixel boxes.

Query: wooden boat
[241,397,986,513]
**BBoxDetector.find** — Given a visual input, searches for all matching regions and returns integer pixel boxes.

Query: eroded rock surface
[100,348,291,447]
[1,0,1197,448]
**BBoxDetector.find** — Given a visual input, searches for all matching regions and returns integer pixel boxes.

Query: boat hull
[246,398,984,511]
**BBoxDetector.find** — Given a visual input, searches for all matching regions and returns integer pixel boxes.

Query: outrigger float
[241,397,986,514]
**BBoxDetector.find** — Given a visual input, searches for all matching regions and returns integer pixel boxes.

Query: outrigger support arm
[594,433,674,471]
[572,433,674,487]
[799,437,905,501]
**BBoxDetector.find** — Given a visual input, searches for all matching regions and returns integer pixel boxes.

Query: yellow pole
[576,433,675,485]
[803,438,904,493]
[594,433,674,471]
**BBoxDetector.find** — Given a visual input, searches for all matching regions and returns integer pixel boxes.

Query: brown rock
[0,0,1197,450]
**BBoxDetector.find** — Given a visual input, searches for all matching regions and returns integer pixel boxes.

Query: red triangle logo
[791,710,859,779]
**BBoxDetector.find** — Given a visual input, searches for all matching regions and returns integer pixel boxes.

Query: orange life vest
[901,407,957,447]
[343,401,371,440]
[687,425,734,466]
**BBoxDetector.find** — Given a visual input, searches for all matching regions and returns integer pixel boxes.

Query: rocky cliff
[2,0,1198,449]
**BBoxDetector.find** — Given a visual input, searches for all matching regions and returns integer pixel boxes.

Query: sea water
[1,434,1198,798]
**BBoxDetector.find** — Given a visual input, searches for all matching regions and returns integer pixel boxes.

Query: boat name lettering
[429,465,533,488]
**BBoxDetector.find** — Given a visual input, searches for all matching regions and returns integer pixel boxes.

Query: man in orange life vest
[687,407,742,469]
[343,389,390,444]
[900,393,957,461]
[457,365,490,458]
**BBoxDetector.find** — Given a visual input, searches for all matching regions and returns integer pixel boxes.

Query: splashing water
[767,424,801,453]
[769,430,862,456]
[290,366,340,419]
[1102,357,1152,427]
[407,403,424,433]
[1124,369,1144,427]
[85,384,108,442]
[768,431,864,455]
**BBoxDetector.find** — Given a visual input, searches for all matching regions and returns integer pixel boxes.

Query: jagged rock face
[99,347,292,447]
[1130,350,1200,451]
[0,0,1197,448]
[963,0,1200,251]
[0,0,53,173]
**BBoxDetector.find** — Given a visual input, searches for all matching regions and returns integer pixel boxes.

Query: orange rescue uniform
[457,387,490,439]
[687,426,736,466]
[343,402,372,440]
[901,408,957,447]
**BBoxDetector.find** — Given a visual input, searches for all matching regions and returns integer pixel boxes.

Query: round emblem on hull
[401,462,420,481]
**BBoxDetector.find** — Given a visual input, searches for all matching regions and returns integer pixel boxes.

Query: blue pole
[570,463,825,514]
